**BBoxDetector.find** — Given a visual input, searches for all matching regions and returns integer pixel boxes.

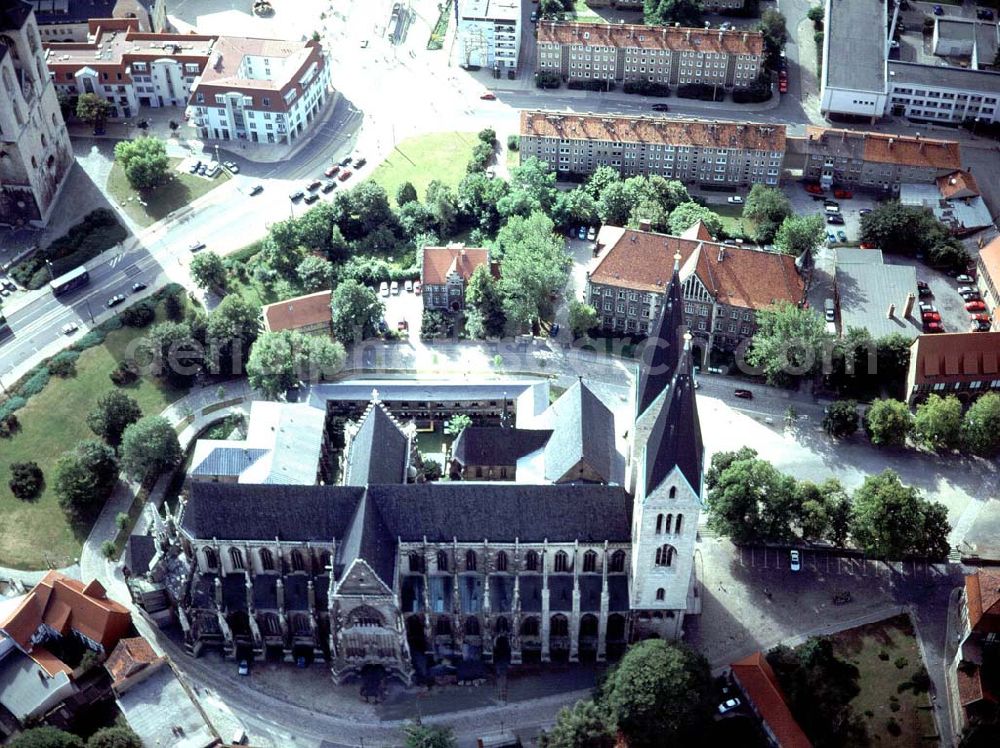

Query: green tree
[246,330,345,398]
[552,188,599,231]
[457,172,509,233]
[205,295,261,376]
[542,699,614,748]
[825,482,853,547]
[495,212,571,329]
[403,723,456,748]
[296,201,339,253]
[857,202,968,270]
[962,392,1000,457]
[601,639,712,748]
[55,440,119,518]
[444,413,472,436]
[425,180,460,237]
[114,137,170,190]
[807,5,824,24]
[864,398,914,447]
[850,469,951,558]
[75,93,110,127]
[502,157,557,215]
[143,321,199,383]
[86,390,142,447]
[120,417,181,481]
[397,201,437,240]
[644,0,703,28]
[189,252,227,291]
[9,461,44,500]
[794,477,850,544]
[774,214,825,256]
[585,165,622,200]
[596,180,635,226]
[743,184,792,243]
[667,201,723,236]
[822,400,859,438]
[568,300,599,338]
[396,181,418,206]
[464,263,506,338]
[8,727,84,748]
[296,255,335,292]
[86,727,142,748]
[705,449,799,543]
[914,394,963,451]
[330,279,384,342]
[757,9,788,69]
[745,302,832,384]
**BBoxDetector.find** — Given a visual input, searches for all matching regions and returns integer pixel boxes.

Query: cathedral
[133,258,704,684]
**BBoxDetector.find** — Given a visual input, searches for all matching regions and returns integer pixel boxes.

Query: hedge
[623,81,671,97]
[535,72,561,89]
[676,83,725,101]
[567,79,614,91]
[732,84,773,103]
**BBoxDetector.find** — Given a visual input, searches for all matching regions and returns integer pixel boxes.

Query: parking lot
[381,283,424,339]
[785,184,878,248]
[884,255,988,334]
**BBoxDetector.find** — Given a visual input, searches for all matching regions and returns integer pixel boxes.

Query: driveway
[382,285,424,339]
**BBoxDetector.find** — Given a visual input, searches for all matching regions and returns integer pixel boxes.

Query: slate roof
[338,491,397,590]
[636,255,686,417]
[541,381,615,483]
[451,427,552,467]
[181,482,364,542]
[344,402,409,486]
[0,1,32,30]
[190,447,269,477]
[125,535,156,576]
[30,0,115,24]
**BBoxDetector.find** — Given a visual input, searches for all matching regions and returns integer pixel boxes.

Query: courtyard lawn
[107,157,230,228]
[831,615,937,746]
[713,202,756,239]
[572,0,608,22]
[370,132,480,200]
[0,298,191,569]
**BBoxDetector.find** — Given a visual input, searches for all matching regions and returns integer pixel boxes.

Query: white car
[718,697,741,714]
[587,226,596,241]
[404,279,414,292]
[188,240,206,252]
[61,322,79,335]
[390,280,400,295]
[727,196,744,205]
[790,550,801,572]
[379,281,389,297]
[956,274,974,284]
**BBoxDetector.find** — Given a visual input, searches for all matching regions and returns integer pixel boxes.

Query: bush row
[567,79,615,91]
[676,83,725,102]
[623,80,671,97]
[732,83,773,103]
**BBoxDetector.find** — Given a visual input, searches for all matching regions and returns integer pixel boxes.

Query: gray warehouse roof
[825,0,887,93]
[835,251,921,340]
[888,60,1000,91]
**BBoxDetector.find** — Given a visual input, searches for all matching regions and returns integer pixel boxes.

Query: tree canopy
[330,279,385,342]
[403,723,456,748]
[246,330,346,398]
[75,93,110,126]
[914,394,962,451]
[114,137,171,191]
[55,440,119,518]
[87,390,142,447]
[644,0,703,28]
[464,263,506,338]
[120,416,182,481]
[85,727,143,748]
[850,469,951,559]
[495,212,571,329]
[543,700,615,748]
[822,400,859,439]
[743,184,792,243]
[745,301,832,383]
[667,201,722,236]
[8,727,84,748]
[774,214,825,256]
[864,398,914,447]
[568,300,599,338]
[962,392,1000,457]
[190,252,227,291]
[705,447,799,543]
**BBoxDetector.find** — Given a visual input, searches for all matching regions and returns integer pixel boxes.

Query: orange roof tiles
[31,647,72,678]
[521,111,786,152]
[863,134,961,170]
[911,332,1000,386]
[105,637,160,685]
[731,652,812,748]
[262,290,332,333]
[0,571,131,655]
[590,223,804,310]
[421,246,491,286]
[957,664,986,706]
[965,570,1000,634]
[537,21,765,56]
[936,170,980,200]
[979,235,1000,289]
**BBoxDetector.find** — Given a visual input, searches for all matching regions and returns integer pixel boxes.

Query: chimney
[638,218,651,231]
[686,29,691,42]
[887,303,896,319]
[718,246,725,262]
[903,293,916,318]
[919,141,925,153]
[888,138,894,150]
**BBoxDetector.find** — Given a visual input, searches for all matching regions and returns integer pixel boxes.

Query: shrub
[49,350,80,378]
[115,511,130,530]
[910,666,931,693]
[110,361,139,386]
[889,701,900,712]
[886,718,901,737]
[164,291,184,321]
[0,413,20,438]
[623,80,670,97]
[878,650,890,661]
[19,367,51,398]
[567,79,613,91]
[894,656,908,669]
[121,301,155,327]
[9,461,44,500]
[507,134,519,151]
[0,396,27,422]
[732,82,773,103]
[677,83,725,101]
[535,71,561,88]
[73,329,106,350]
[101,540,117,560]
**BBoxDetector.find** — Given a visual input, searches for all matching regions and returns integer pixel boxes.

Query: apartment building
[519,110,785,186]
[46,20,214,118]
[189,36,331,146]
[586,222,805,356]
[536,22,764,89]
[1,1,74,227]
[457,0,521,71]
[906,331,1000,405]
[29,0,166,42]
[789,126,962,192]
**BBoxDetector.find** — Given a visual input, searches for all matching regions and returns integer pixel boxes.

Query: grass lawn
[371,132,480,200]
[571,0,608,22]
[107,157,230,228]
[0,298,192,569]
[713,202,756,238]
[831,615,937,746]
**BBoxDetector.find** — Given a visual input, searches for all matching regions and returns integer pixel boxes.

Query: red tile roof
[909,332,1000,386]
[936,170,980,200]
[590,224,805,309]
[862,133,962,170]
[31,647,72,678]
[965,570,1000,634]
[105,636,160,685]
[0,571,131,655]
[957,663,985,707]
[537,21,765,56]
[731,652,813,748]
[261,290,333,333]
[421,246,490,286]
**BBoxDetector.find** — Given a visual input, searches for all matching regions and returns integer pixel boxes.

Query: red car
[859,242,877,249]
[480,92,497,100]
[805,184,824,195]
[833,189,853,199]
[778,79,788,93]
[922,311,941,322]
[338,169,353,181]
[397,320,409,332]
[970,313,990,322]
[966,300,987,312]
[924,322,943,332]
[324,164,340,178]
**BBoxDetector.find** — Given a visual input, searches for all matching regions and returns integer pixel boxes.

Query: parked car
[825,298,836,322]
[238,660,250,676]
[188,160,201,174]
[414,281,422,295]
[804,184,824,195]
[577,226,587,240]
[651,103,670,112]
[131,282,147,293]
[859,208,872,215]
[189,240,206,252]
[2,280,15,292]
[339,156,353,167]
[379,281,389,297]
[970,313,990,322]
[977,9,995,20]
[833,189,853,199]
[321,180,336,193]
[480,92,497,100]
[966,300,987,311]
[925,321,943,332]
[826,231,837,243]
[778,78,788,94]
[958,286,975,295]
[933,4,944,15]
[960,291,980,301]
[354,157,367,168]
[405,279,414,292]
[224,161,239,173]
[922,311,941,322]
[338,170,353,181]
[197,163,208,176]
[836,230,848,242]
[972,320,992,332]
[919,302,937,313]
[289,189,305,201]
[106,294,126,308]
[916,280,929,290]
[390,280,400,295]
[62,322,79,335]
[734,389,753,399]
[790,550,801,572]
[727,196,744,204]
[826,214,845,225]
[303,193,320,204]
[306,179,322,191]
[249,184,264,196]
[718,697,741,714]
[587,226,596,240]
[549,323,561,338]
[397,320,409,332]
[956,274,974,284]
[324,164,340,178]
[859,241,877,249]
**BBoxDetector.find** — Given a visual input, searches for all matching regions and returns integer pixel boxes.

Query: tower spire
[634,250,687,418]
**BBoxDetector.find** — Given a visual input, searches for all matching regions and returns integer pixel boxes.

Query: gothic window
[583,550,597,573]
[495,616,510,634]
[203,547,218,570]
[655,513,663,534]
[291,549,305,572]
[609,550,626,572]
[665,514,673,534]
[550,614,569,637]
[436,550,449,572]
[496,550,508,572]
[229,547,244,570]
[465,617,480,636]
[655,544,675,567]
[525,550,539,571]
[520,617,539,637]
[348,605,384,628]
[656,588,665,601]
[669,486,676,499]
[554,551,569,572]
[408,552,423,573]
[675,514,683,534]
[465,549,477,572]
[259,548,274,571]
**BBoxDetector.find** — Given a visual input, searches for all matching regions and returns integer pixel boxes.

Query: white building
[0,0,73,227]
[819,0,889,120]
[457,0,521,71]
